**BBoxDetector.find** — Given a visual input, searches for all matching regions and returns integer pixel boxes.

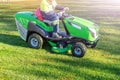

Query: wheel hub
[74,47,82,55]
[31,38,39,47]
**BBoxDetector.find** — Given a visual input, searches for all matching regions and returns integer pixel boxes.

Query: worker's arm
[52,0,69,11]
[55,5,64,10]
[55,5,69,11]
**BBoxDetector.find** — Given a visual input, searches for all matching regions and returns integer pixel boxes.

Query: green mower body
[14,11,99,57]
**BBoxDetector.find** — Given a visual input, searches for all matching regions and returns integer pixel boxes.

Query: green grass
[0,0,120,80]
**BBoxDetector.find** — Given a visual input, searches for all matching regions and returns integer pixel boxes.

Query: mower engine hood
[64,16,99,41]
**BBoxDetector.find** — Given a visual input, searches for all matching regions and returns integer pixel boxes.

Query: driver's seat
[34,8,44,21]
[34,8,52,26]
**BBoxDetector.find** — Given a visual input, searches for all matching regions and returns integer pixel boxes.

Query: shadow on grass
[11,57,120,80]
[0,34,28,47]
[0,34,69,56]
[32,58,119,79]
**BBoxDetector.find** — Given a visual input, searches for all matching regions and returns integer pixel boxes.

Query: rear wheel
[28,33,43,49]
[72,42,86,58]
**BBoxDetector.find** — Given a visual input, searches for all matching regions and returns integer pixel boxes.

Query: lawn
[0,0,120,80]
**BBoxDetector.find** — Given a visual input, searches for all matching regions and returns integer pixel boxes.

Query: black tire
[72,42,86,58]
[28,33,43,49]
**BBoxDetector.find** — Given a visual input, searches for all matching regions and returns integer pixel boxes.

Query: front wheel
[28,33,43,49]
[72,42,86,58]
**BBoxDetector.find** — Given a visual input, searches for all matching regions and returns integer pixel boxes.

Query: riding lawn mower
[14,9,99,58]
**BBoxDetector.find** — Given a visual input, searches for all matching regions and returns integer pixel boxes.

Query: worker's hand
[64,7,69,11]
[43,20,52,25]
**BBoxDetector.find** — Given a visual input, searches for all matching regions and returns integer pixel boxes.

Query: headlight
[88,27,98,38]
